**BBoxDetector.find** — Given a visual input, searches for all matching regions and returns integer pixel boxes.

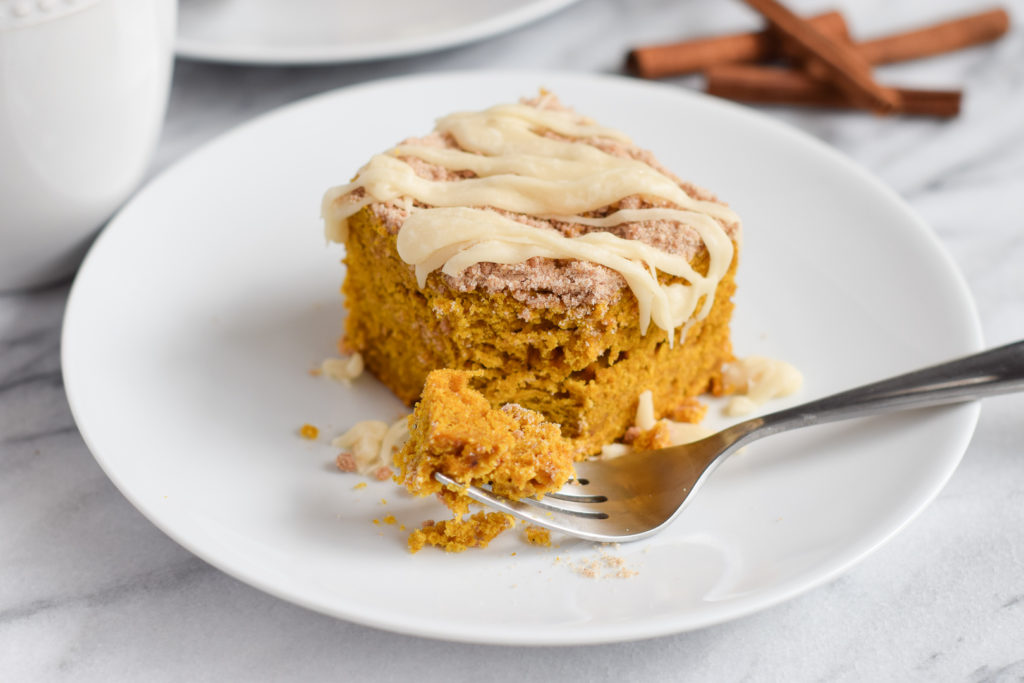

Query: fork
[435,340,1024,542]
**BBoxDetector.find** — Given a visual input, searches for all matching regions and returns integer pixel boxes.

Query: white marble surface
[3,0,1024,679]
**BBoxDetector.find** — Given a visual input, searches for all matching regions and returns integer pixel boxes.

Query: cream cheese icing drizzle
[322,98,740,340]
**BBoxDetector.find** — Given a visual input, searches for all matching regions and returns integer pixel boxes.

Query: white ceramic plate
[63,71,982,645]
[176,0,580,65]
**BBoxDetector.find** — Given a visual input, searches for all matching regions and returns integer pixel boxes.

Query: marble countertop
[3,0,1024,679]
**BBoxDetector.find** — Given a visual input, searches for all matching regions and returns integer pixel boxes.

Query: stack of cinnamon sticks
[627,1,1011,117]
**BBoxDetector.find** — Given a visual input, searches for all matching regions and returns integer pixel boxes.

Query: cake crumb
[383,514,397,525]
[669,397,708,424]
[407,512,513,553]
[622,426,641,444]
[631,421,672,450]
[299,423,319,439]
[352,482,367,490]
[524,526,552,547]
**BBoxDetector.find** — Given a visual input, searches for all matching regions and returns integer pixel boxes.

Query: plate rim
[175,0,582,65]
[62,69,984,645]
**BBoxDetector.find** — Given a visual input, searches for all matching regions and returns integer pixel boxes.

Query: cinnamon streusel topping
[322,95,740,337]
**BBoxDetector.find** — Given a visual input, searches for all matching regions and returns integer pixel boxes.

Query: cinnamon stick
[630,7,1011,79]
[742,0,901,113]
[626,11,849,80]
[706,64,961,117]
[858,7,1010,65]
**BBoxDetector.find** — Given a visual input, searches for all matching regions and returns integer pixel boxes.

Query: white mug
[0,0,176,292]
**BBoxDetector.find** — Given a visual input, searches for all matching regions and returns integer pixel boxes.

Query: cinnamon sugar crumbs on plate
[336,452,357,472]
[562,545,640,579]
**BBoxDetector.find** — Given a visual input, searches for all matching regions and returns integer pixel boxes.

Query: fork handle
[751,340,1024,438]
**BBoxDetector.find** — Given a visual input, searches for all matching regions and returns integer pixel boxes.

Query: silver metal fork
[435,340,1024,542]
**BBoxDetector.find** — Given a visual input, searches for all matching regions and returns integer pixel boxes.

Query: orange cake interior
[396,369,576,552]
[322,94,742,460]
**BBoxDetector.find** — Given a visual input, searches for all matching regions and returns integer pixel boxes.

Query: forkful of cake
[431,341,1024,543]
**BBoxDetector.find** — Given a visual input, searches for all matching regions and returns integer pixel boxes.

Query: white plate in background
[176,0,581,64]
[63,71,981,645]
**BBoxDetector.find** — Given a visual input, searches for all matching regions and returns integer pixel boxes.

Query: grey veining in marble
[2,0,1024,680]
